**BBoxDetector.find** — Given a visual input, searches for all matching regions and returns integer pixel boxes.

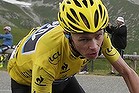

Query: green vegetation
[87,59,139,75]
[33,5,58,24]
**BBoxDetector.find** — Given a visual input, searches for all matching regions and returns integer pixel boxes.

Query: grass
[87,59,112,75]
[87,58,139,76]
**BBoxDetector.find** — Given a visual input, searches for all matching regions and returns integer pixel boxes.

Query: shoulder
[120,25,127,31]
[35,25,67,55]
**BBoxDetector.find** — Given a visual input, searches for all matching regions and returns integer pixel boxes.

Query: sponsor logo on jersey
[81,60,88,67]
[60,63,70,74]
[35,76,46,86]
[21,69,32,78]
[105,46,117,56]
[48,51,61,65]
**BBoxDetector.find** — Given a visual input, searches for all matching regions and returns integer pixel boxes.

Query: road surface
[0,71,129,93]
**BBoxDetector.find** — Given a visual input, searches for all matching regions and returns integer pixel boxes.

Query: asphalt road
[0,71,129,93]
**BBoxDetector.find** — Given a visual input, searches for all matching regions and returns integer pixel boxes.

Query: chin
[89,57,98,60]
[85,55,98,60]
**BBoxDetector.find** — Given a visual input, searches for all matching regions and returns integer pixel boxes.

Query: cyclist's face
[71,30,104,59]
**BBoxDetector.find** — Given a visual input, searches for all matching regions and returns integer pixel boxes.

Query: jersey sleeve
[102,32,120,63]
[32,64,54,93]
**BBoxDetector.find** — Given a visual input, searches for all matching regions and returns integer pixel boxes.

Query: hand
[108,23,112,28]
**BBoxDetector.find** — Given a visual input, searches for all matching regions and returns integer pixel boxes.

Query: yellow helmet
[58,0,109,33]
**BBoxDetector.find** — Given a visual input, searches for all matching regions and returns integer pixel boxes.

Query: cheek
[97,36,104,47]
[75,45,86,56]
[98,39,104,46]
[74,42,89,55]
[73,41,86,52]
[74,41,84,49]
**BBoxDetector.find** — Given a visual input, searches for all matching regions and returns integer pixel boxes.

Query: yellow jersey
[7,24,88,93]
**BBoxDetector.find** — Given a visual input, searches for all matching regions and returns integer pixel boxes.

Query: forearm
[122,67,139,93]
[112,57,139,93]
[102,32,139,93]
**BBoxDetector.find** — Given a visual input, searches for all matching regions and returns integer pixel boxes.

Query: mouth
[86,52,98,59]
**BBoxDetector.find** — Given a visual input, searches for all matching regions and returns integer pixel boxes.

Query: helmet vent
[67,13,79,25]
[70,8,79,21]
[73,0,82,7]
[58,12,62,21]
[79,12,90,29]
[89,0,94,6]
[64,20,71,31]
[94,10,99,28]
[68,22,83,32]
[62,5,65,11]
[62,18,68,27]
[102,9,106,21]
[99,4,102,18]
[59,12,68,30]
[65,26,70,31]
[67,1,71,4]
[102,18,108,28]
[82,0,88,8]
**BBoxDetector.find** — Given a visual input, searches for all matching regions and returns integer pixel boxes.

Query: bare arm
[102,32,139,93]
[111,56,139,93]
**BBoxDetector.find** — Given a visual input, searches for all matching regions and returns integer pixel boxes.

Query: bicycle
[0,45,15,68]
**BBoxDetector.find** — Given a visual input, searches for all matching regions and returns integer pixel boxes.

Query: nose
[89,40,98,50]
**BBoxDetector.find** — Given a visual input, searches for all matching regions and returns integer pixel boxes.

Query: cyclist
[7,0,139,93]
